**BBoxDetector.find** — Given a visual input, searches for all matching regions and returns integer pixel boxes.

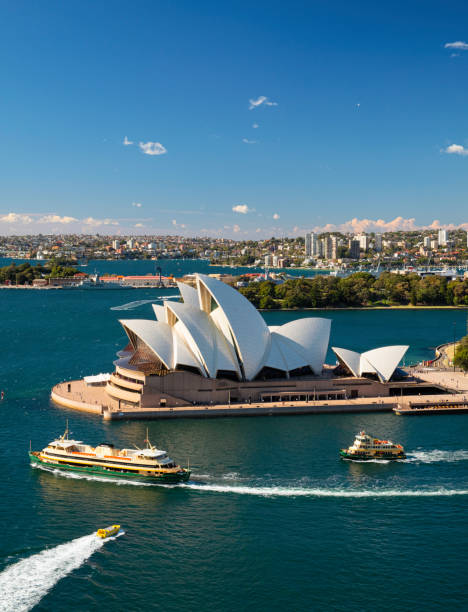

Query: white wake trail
[0,531,122,612]
[110,299,157,311]
[32,463,468,499]
[110,295,180,311]
[406,450,468,463]
[179,483,468,498]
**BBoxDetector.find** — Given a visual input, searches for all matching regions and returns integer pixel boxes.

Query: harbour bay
[1,276,467,610]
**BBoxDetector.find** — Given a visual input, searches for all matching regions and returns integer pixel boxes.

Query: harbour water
[1,283,468,610]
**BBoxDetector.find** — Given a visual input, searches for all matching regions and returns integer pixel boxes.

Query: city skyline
[2,1,468,238]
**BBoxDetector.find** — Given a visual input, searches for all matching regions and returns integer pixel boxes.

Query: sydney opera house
[95,274,413,412]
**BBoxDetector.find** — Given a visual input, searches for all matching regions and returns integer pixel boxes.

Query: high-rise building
[305,232,318,257]
[112,239,120,250]
[438,229,448,246]
[305,233,312,256]
[356,234,370,251]
[374,234,382,252]
[331,236,338,260]
[430,239,439,250]
[423,236,431,248]
[349,239,360,259]
[321,237,332,259]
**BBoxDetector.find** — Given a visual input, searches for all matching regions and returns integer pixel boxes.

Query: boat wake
[179,483,468,498]
[341,458,391,464]
[110,295,179,311]
[0,531,123,612]
[31,463,468,499]
[406,450,468,463]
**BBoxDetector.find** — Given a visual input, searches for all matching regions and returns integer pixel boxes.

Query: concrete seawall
[51,369,468,421]
[103,401,394,420]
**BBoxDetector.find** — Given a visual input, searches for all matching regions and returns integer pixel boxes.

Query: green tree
[454,336,468,372]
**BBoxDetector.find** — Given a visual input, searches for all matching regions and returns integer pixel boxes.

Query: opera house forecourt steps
[50,274,458,420]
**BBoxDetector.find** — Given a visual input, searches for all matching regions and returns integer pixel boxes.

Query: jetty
[394,399,468,415]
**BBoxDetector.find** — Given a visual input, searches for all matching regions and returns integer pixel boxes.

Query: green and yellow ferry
[340,431,406,461]
[29,426,190,483]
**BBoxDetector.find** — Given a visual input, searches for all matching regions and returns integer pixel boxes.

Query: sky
[1,0,468,238]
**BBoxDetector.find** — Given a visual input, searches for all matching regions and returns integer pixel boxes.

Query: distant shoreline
[259,305,468,311]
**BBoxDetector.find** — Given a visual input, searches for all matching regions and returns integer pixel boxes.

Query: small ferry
[340,431,406,461]
[97,525,120,539]
[29,425,190,483]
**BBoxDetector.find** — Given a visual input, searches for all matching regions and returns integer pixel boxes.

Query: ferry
[340,431,406,461]
[29,425,190,483]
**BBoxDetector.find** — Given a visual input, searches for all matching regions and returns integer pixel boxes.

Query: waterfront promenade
[51,370,468,420]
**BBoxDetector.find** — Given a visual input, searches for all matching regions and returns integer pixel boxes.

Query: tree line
[454,336,468,372]
[238,272,468,309]
[0,261,80,285]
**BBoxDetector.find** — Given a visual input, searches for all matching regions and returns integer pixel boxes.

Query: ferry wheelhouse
[29,426,190,483]
[340,431,406,461]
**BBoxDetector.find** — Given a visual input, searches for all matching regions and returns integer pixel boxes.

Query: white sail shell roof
[172,327,203,374]
[332,345,409,383]
[152,304,167,323]
[265,332,306,373]
[120,319,173,369]
[165,300,240,378]
[196,274,271,380]
[118,276,332,381]
[177,281,199,307]
[272,318,331,375]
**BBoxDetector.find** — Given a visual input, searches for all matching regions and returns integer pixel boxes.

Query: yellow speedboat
[96,524,120,539]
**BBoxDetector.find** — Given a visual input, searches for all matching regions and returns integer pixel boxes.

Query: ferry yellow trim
[39,452,177,474]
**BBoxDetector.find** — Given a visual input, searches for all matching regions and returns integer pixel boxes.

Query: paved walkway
[413,368,468,392]
[51,368,468,420]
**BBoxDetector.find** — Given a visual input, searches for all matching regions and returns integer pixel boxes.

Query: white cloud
[82,217,119,227]
[232,204,255,214]
[123,136,133,146]
[306,216,468,234]
[135,223,144,228]
[139,141,167,156]
[443,143,468,156]
[249,96,278,110]
[273,213,280,220]
[252,123,259,128]
[242,138,258,144]
[233,224,241,232]
[38,214,77,224]
[0,212,33,223]
[172,219,177,226]
[132,202,142,208]
[444,41,468,50]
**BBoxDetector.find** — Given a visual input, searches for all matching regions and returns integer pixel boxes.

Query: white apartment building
[356,234,370,251]
[438,229,448,246]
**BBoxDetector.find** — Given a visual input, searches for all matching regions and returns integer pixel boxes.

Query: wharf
[394,400,468,415]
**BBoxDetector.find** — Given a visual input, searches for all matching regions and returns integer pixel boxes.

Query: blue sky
[1,0,468,237]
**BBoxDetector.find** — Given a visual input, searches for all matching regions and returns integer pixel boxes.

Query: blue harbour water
[1,266,468,610]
